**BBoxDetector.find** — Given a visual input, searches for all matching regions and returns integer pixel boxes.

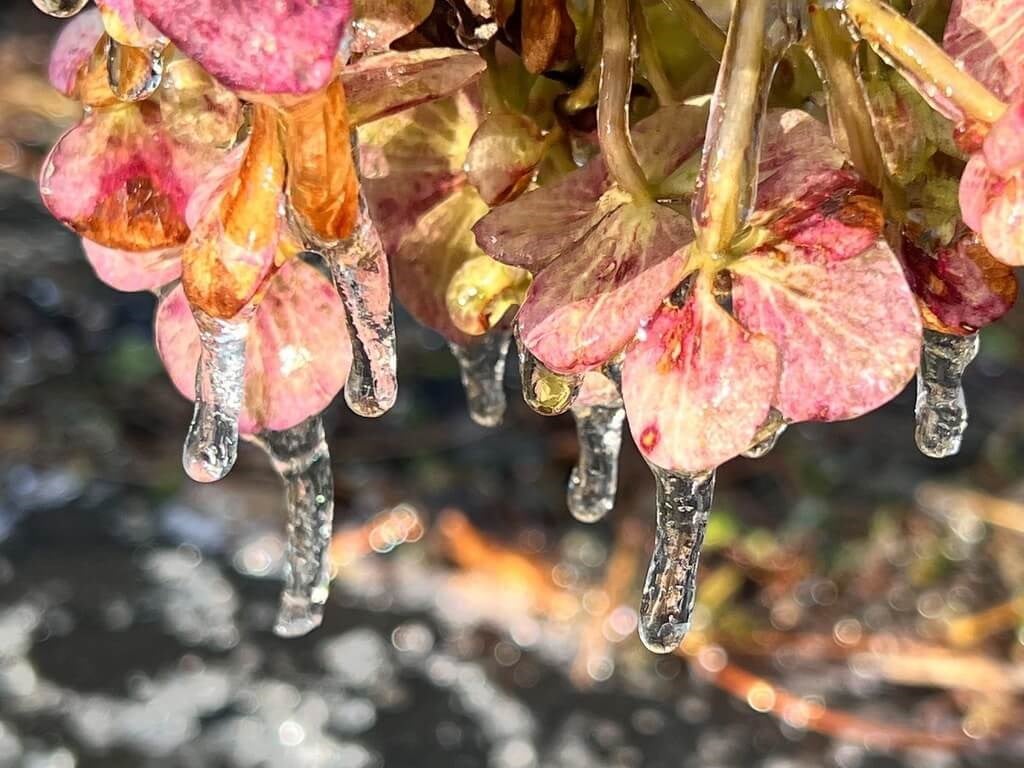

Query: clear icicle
[328,196,398,418]
[251,417,335,638]
[568,404,625,523]
[915,330,980,458]
[107,39,164,102]
[743,408,788,458]
[639,465,716,653]
[449,328,514,427]
[32,0,88,18]
[514,327,581,416]
[182,308,251,483]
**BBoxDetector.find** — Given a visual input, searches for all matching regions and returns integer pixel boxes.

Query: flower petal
[622,275,779,473]
[96,0,166,48]
[982,99,1024,175]
[82,238,181,292]
[944,0,1024,103]
[979,170,1024,266]
[134,0,353,95]
[521,0,576,74]
[343,49,486,126]
[732,197,922,423]
[48,7,105,97]
[901,232,1017,334]
[515,197,693,374]
[350,0,434,54]
[156,259,352,435]
[466,113,545,206]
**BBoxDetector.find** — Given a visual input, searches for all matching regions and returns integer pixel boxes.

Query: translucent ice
[742,408,787,458]
[449,327,514,427]
[107,39,164,102]
[915,330,979,458]
[515,328,581,416]
[32,0,88,18]
[568,404,625,523]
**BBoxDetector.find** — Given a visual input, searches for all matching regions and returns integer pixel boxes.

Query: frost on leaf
[134,0,353,96]
[156,260,352,435]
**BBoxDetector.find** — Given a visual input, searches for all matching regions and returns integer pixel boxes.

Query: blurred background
[3,5,1024,767]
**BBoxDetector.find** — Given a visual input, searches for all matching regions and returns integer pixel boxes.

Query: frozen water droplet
[515,328,581,416]
[639,465,715,653]
[107,39,164,102]
[32,0,88,18]
[568,404,625,523]
[449,328,513,427]
[915,330,979,458]
[328,197,398,418]
[182,308,252,483]
[252,416,334,637]
[742,408,787,458]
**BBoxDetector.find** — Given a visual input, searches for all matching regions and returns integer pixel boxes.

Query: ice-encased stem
[692,0,798,256]
[182,308,251,483]
[328,195,398,418]
[449,328,514,428]
[639,466,716,653]
[253,416,335,638]
[514,327,582,416]
[915,330,979,458]
[568,404,625,523]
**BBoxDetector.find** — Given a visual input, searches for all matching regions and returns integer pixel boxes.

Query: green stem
[692,0,784,256]
[843,0,1006,125]
[598,0,652,202]
[663,0,726,60]
[564,0,604,113]
[634,0,678,105]
[808,6,887,190]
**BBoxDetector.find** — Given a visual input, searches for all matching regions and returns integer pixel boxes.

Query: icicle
[639,465,716,653]
[32,0,88,18]
[251,417,335,638]
[107,39,164,102]
[915,330,979,458]
[568,404,625,523]
[743,408,787,458]
[514,327,581,416]
[449,328,514,427]
[327,196,398,418]
[182,308,252,483]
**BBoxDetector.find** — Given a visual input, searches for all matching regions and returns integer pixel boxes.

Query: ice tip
[638,616,690,654]
[274,598,325,638]
[182,441,236,483]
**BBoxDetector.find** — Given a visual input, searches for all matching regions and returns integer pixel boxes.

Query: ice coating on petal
[97,0,166,48]
[732,198,922,424]
[568,401,625,524]
[944,0,1024,103]
[446,255,529,337]
[350,0,434,54]
[107,38,164,102]
[901,232,1017,334]
[156,260,353,435]
[466,113,546,206]
[449,327,514,427]
[959,151,1024,267]
[81,238,181,292]
[516,328,583,416]
[328,198,399,418]
[958,153,996,234]
[639,466,715,653]
[742,408,787,459]
[915,330,979,458]
[983,100,1024,175]
[134,0,352,95]
[48,8,105,97]
[622,276,779,473]
[250,417,335,637]
[343,49,487,126]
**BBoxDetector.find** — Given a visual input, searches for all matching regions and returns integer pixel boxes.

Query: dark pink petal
[516,200,693,374]
[622,276,779,473]
[958,153,995,233]
[982,99,1024,174]
[343,49,486,125]
[977,171,1024,266]
[48,8,104,97]
[82,238,181,292]
[732,206,921,423]
[135,0,352,95]
[944,0,1024,103]
[156,259,352,435]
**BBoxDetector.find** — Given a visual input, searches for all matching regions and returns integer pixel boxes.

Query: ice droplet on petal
[107,38,164,102]
[182,308,252,483]
[33,0,88,18]
[639,465,716,654]
[514,327,581,416]
[327,196,398,418]
[568,404,625,523]
[742,408,787,458]
[449,327,513,427]
[915,330,979,458]
[252,416,334,638]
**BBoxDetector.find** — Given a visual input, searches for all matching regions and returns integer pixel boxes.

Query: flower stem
[808,6,887,190]
[663,0,726,60]
[842,0,1006,125]
[598,0,652,203]
[692,0,786,257]
[634,0,678,105]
